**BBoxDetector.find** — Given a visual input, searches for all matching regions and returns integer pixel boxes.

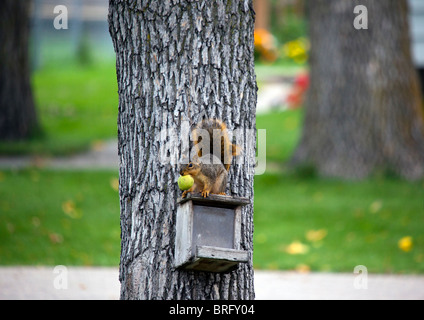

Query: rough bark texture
[291,0,424,180]
[108,0,256,299]
[0,0,38,140]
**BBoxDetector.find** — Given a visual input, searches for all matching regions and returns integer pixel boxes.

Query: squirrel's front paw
[201,190,210,198]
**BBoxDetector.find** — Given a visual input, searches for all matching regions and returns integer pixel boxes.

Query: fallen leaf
[62,200,75,215]
[62,200,82,219]
[369,200,383,213]
[284,241,309,255]
[295,264,311,273]
[398,236,413,252]
[49,232,63,244]
[110,177,119,192]
[306,229,327,242]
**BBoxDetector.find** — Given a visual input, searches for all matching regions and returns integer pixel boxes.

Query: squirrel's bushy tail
[192,119,241,171]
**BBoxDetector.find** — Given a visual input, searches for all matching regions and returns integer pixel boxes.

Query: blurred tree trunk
[0,0,38,140]
[253,0,270,30]
[109,0,256,299]
[291,0,424,180]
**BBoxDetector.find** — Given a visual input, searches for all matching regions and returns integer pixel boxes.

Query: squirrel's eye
[188,163,193,168]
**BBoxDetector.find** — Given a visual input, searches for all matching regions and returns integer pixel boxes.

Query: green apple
[178,175,194,190]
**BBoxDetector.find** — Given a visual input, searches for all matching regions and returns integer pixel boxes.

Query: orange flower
[254,28,279,62]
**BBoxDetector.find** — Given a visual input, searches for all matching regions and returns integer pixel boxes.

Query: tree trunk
[0,0,38,140]
[291,0,424,180]
[108,0,257,299]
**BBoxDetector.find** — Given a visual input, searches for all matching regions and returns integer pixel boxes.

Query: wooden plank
[184,257,239,273]
[177,193,250,208]
[181,246,249,272]
[233,206,242,250]
[196,246,249,262]
[174,200,193,268]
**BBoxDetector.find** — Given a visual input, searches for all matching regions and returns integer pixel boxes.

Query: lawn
[0,169,120,266]
[2,165,422,274]
[0,62,118,155]
[254,172,424,273]
[0,61,423,274]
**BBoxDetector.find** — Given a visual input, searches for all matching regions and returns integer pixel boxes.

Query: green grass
[253,173,424,273]
[256,109,302,163]
[255,62,306,82]
[0,62,118,155]
[0,169,120,266]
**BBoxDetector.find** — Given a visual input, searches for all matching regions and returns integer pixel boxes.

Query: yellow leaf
[284,241,309,255]
[369,200,383,213]
[110,177,119,192]
[398,236,413,252]
[306,229,327,242]
[62,200,75,214]
[295,264,311,273]
[62,200,82,219]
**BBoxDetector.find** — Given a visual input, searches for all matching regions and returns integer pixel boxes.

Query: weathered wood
[185,246,249,273]
[197,246,249,262]
[234,206,242,250]
[109,0,256,299]
[178,193,251,207]
[174,200,193,269]
[174,195,249,273]
[182,246,249,273]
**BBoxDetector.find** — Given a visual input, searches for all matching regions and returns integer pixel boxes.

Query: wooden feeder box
[175,193,250,273]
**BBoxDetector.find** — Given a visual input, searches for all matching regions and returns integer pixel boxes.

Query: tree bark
[0,0,38,140]
[108,0,256,299]
[291,0,424,180]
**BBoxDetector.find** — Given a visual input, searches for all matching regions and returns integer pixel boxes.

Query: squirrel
[180,119,240,198]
